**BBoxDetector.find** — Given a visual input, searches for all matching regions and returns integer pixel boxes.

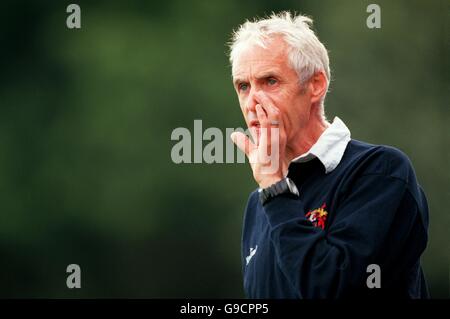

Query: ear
[309,71,328,104]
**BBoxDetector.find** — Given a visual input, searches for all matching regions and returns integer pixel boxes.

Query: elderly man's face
[232,36,312,145]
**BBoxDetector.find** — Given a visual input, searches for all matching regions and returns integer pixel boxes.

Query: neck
[285,114,330,164]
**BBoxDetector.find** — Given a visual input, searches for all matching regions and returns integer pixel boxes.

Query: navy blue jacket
[241,139,429,298]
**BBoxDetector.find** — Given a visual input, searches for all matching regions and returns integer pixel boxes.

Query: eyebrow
[233,71,281,86]
[233,78,247,88]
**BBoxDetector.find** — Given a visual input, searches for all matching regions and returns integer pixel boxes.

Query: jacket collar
[291,117,351,174]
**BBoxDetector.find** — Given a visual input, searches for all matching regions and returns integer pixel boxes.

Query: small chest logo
[245,246,258,265]
[305,203,328,230]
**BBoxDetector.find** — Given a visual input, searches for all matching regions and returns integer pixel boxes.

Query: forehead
[232,37,291,78]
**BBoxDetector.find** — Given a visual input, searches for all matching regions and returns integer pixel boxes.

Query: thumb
[230,131,255,158]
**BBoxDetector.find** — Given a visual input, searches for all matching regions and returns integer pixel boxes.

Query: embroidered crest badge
[305,203,328,230]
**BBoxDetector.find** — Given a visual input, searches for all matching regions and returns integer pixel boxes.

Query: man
[229,12,429,298]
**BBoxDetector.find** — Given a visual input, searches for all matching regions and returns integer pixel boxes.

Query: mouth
[248,120,261,143]
[249,120,260,128]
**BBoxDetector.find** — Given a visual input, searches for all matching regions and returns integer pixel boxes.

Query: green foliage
[0,0,448,297]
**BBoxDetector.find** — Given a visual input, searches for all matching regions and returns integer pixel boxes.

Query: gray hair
[229,11,330,119]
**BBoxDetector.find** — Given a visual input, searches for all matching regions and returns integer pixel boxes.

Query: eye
[239,83,249,92]
[267,78,277,86]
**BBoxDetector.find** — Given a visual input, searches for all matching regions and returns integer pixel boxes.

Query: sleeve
[263,173,423,298]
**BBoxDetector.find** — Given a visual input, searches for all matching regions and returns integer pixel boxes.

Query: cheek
[275,92,297,117]
[238,96,246,113]
[277,92,308,133]
[238,98,250,123]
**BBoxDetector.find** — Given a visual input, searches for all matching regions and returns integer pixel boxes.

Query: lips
[249,120,260,128]
[248,121,260,144]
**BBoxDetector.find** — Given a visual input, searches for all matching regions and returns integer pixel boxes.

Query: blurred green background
[0,0,448,298]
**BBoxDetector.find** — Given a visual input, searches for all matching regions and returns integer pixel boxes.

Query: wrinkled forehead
[231,36,290,77]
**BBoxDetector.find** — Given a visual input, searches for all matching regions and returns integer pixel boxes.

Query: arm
[263,173,426,298]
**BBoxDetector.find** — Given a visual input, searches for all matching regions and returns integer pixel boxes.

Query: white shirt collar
[291,116,351,174]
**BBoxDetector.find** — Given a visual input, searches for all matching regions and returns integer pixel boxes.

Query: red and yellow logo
[305,203,328,230]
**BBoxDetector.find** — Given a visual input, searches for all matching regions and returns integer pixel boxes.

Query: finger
[256,104,268,127]
[256,105,271,160]
[258,94,280,123]
[257,98,282,162]
[230,131,255,158]
[257,96,285,151]
[246,120,258,145]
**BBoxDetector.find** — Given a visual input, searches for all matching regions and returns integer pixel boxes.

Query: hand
[231,95,288,188]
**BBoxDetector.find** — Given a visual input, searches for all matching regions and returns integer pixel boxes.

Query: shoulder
[245,189,260,210]
[344,139,416,183]
[345,140,429,230]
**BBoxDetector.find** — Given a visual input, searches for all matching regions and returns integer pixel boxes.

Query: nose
[245,87,263,115]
